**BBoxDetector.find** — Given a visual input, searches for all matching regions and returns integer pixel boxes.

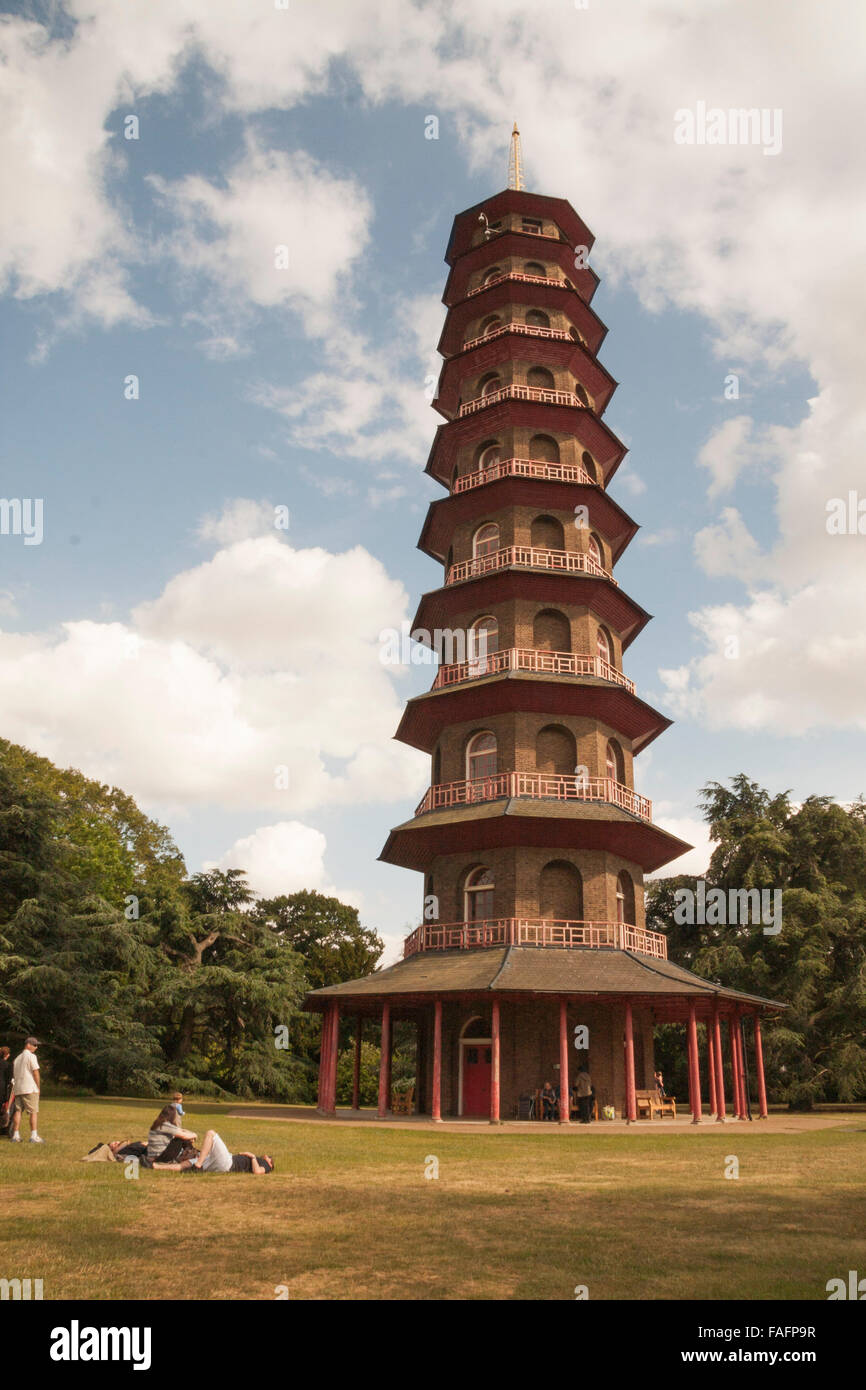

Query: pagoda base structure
[305,942,780,1125]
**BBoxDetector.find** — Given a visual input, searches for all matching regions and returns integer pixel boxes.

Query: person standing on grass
[10,1037,44,1144]
[0,1046,12,1117]
[574,1064,594,1124]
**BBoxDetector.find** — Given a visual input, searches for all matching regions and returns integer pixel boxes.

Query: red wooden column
[351,1015,363,1111]
[734,1012,749,1119]
[316,1008,329,1112]
[558,998,570,1124]
[490,997,501,1124]
[687,1001,702,1124]
[753,1015,769,1118]
[377,1001,391,1119]
[712,1003,726,1121]
[729,1016,743,1118]
[623,1000,637,1123]
[321,1000,339,1115]
[431,999,442,1122]
[706,1016,718,1116]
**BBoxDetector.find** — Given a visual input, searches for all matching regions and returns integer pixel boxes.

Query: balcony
[453,456,595,494]
[403,917,668,960]
[467,270,569,297]
[458,383,587,417]
[446,544,616,587]
[414,772,652,822]
[461,322,574,352]
[432,646,635,694]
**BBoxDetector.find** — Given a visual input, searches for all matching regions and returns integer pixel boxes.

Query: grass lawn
[2,1096,864,1301]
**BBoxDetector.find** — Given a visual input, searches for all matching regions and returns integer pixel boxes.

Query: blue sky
[1,1,864,961]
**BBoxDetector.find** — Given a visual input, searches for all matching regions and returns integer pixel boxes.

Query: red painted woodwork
[623,1000,637,1122]
[377,1002,391,1119]
[432,999,443,1122]
[491,999,501,1124]
[558,998,570,1123]
[707,1017,718,1116]
[687,1002,702,1124]
[462,1042,492,1117]
[352,1015,362,1110]
[712,1005,726,1121]
[754,1016,769,1118]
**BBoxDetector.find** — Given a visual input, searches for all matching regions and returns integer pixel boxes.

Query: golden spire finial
[507,121,525,191]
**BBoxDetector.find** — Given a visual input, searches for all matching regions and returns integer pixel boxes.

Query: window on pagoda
[533,608,570,652]
[470,615,499,662]
[588,533,604,568]
[540,860,583,921]
[524,261,546,278]
[596,625,612,664]
[481,266,502,286]
[480,314,502,336]
[529,433,559,463]
[525,309,549,328]
[531,514,564,550]
[616,871,636,925]
[522,217,543,235]
[472,522,500,558]
[581,450,598,482]
[466,731,497,782]
[606,739,625,784]
[475,440,501,472]
[464,867,495,922]
[527,366,555,392]
[575,382,590,407]
[479,373,501,398]
[536,723,577,776]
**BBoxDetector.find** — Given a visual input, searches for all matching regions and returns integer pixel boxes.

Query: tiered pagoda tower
[306,147,777,1125]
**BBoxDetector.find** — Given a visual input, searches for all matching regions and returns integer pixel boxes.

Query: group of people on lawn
[105,1095,275,1175]
[537,1066,668,1122]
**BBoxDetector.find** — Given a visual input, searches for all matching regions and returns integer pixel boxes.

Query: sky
[1,0,865,963]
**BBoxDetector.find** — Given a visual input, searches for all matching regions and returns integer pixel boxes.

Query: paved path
[227,1105,863,1135]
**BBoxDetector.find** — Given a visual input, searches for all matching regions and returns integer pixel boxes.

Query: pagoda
[305,130,778,1124]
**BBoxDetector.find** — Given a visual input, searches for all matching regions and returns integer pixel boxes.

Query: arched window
[536,724,577,776]
[616,871,636,925]
[470,615,499,660]
[432,745,442,785]
[464,867,495,922]
[481,266,502,286]
[529,433,559,463]
[525,261,546,278]
[474,440,501,472]
[581,450,597,482]
[480,373,501,398]
[525,309,549,328]
[540,861,584,921]
[480,314,502,336]
[466,731,497,781]
[473,522,499,558]
[588,533,603,568]
[596,625,611,664]
[533,608,570,652]
[606,739,625,784]
[531,514,564,550]
[527,366,555,392]
[574,382,589,407]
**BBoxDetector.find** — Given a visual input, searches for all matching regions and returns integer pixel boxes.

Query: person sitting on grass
[147,1104,198,1166]
[153,1129,274,1175]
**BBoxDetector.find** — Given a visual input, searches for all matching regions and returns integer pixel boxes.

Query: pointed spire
[507,121,526,192]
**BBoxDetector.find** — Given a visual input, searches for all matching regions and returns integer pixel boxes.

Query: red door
[462,1044,492,1116]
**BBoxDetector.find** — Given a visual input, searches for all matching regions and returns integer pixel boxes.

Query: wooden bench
[390,1086,414,1115]
[635,1089,676,1119]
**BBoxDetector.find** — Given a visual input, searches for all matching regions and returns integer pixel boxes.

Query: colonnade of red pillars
[316,998,770,1123]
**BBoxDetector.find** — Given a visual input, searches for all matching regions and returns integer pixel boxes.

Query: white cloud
[0,511,427,814]
[196,497,278,546]
[204,820,361,907]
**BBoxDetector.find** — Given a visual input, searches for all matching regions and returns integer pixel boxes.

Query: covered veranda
[304,945,781,1125]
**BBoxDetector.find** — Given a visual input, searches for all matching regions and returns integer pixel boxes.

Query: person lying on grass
[152,1128,274,1175]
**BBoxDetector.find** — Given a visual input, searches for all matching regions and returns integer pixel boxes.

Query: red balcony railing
[452,456,595,493]
[403,917,667,960]
[461,322,573,352]
[446,545,615,586]
[467,271,569,297]
[414,772,651,822]
[432,646,635,694]
[458,384,587,417]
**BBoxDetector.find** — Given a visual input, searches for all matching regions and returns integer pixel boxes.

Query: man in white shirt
[11,1037,45,1144]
